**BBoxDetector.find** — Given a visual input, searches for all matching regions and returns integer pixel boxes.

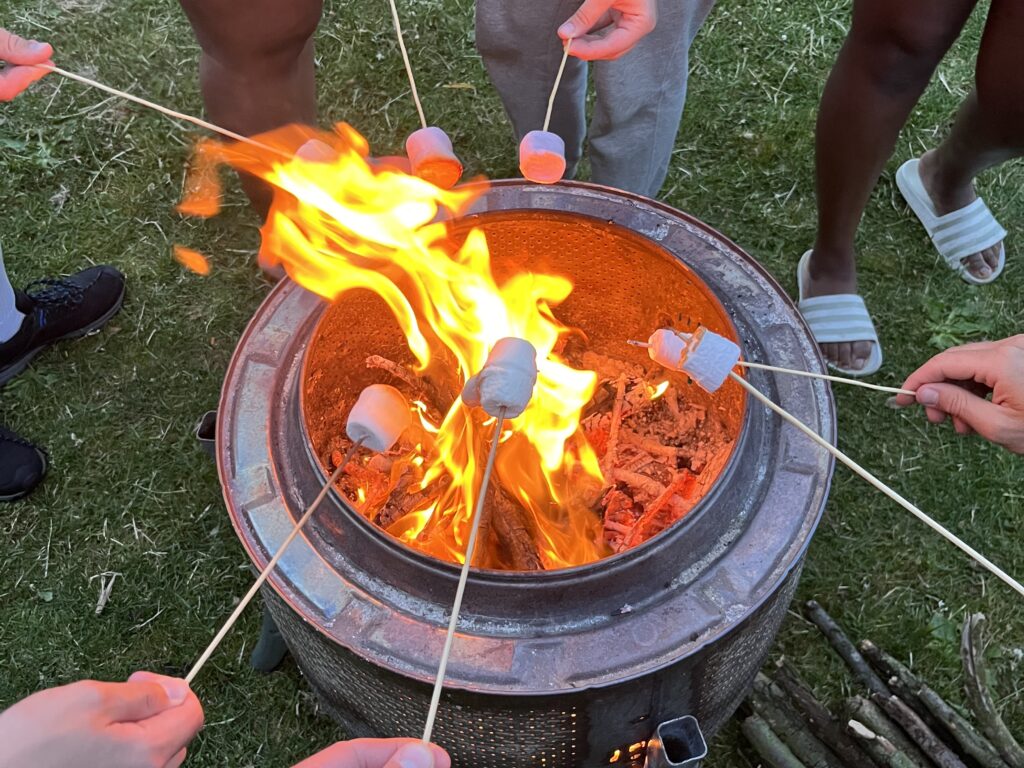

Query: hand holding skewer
[0,28,53,101]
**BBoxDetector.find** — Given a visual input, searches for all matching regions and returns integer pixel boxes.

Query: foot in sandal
[797,249,882,376]
[897,151,1006,284]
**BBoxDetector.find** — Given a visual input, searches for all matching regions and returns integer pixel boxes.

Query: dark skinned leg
[917,0,1024,280]
[806,0,977,371]
[179,0,323,217]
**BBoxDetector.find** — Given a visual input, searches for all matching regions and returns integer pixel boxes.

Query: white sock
[0,243,27,344]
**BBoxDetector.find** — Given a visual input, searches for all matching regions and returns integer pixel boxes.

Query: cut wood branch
[741,714,809,768]
[847,720,920,768]
[846,697,931,768]
[871,693,967,768]
[803,601,892,698]
[859,639,1007,768]
[962,614,1024,768]
[491,486,543,571]
[750,675,845,768]
[601,374,627,478]
[773,660,879,767]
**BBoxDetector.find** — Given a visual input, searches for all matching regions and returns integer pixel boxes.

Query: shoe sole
[0,282,126,389]
[0,446,49,502]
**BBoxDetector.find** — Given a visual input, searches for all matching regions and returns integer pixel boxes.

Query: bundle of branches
[321,350,734,569]
[739,601,1023,768]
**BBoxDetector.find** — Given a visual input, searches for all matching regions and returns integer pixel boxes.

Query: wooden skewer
[185,441,362,684]
[422,408,506,744]
[626,340,915,396]
[728,371,1024,599]
[542,40,573,133]
[385,0,428,130]
[36,64,286,157]
[735,360,915,396]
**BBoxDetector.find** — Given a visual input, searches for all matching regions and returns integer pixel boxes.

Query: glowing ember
[180,123,606,568]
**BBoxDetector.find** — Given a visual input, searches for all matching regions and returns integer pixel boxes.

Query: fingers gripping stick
[461,338,539,418]
[186,386,411,684]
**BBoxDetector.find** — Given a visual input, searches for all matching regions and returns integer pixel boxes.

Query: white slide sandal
[796,250,883,377]
[896,158,1006,286]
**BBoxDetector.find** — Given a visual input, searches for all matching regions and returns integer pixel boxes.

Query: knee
[180,0,322,75]
[847,19,953,96]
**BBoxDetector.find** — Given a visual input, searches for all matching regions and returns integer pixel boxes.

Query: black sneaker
[0,265,126,387]
[0,426,48,501]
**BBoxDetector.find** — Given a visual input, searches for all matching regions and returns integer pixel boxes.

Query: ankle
[808,244,857,280]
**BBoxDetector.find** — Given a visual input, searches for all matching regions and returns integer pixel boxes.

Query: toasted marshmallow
[462,338,539,418]
[519,130,567,185]
[405,127,463,189]
[346,384,412,453]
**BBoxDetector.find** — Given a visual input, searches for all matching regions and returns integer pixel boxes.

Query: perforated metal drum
[217,180,835,767]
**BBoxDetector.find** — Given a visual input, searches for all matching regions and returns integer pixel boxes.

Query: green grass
[1,0,1022,765]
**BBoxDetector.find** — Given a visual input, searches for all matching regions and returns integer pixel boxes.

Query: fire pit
[216,180,834,767]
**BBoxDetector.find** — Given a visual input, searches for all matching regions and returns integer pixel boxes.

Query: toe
[822,342,839,366]
[983,243,1002,271]
[962,253,992,280]
[851,341,873,371]
[836,343,855,371]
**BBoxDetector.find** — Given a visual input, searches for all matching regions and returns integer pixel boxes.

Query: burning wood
[327,348,734,570]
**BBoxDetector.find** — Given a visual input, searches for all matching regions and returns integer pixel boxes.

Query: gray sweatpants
[476,0,715,198]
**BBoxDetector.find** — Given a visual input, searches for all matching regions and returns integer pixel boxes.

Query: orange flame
[180,123,608,568]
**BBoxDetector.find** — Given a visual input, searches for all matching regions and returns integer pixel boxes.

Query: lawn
[1,0,1021,765]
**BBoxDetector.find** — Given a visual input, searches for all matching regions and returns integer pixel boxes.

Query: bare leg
[806,0,977,371]
[179,0,323,217]
[917,0,1024,279]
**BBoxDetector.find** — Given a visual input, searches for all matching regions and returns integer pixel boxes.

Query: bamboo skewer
[729,371,1024,599]
[36,64,285,156]
[385,0,428,130]
[422,408,506,744]
[185,442,362,684]
[626,339,914,396]
[543,40,573,133]
[735,360,915,396]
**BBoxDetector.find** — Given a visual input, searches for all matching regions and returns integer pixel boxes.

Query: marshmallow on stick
[519,130,567,185]
[462,338,539,418]
[405,127,463,189]
[640,328,741,394]
[346,384,413,452]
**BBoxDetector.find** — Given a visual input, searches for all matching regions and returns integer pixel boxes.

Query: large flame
[181,123,608,568]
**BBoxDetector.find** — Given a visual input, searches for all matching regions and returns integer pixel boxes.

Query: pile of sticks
[741,601,1024,768]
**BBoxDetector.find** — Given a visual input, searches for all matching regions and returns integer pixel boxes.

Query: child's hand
[292,738,451,768]
[0,672,204,768]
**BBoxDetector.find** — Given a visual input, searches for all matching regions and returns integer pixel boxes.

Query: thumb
[383,743,438,768]
[916,383,1006,443]
[0,30,53,65]
[559,0,614,38]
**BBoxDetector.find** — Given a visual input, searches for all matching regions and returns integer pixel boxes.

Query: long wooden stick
[185,444,360,684]
[543,40,572,133]
[730,371,1024,599]
[37,64,285,156]
[385,0,428,130]
[735,360,915,396]
[627,340,914,396]
[422,409,506,743]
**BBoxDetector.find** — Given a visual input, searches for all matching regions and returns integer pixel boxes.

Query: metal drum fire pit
[216,181,835,767]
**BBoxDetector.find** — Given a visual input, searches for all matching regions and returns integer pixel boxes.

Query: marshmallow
[346,384,413,453]
[644,328,741,394]
[462,338,538,418]
[296,139,339,163]
[405,127,463,189]
[519,130,566,185]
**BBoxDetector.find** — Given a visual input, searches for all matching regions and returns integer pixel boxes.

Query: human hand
[292,738,451,768]
[558,0,657,61]
[895,335,1024,454]
[0,28,53,101]
[0,671,204,768]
